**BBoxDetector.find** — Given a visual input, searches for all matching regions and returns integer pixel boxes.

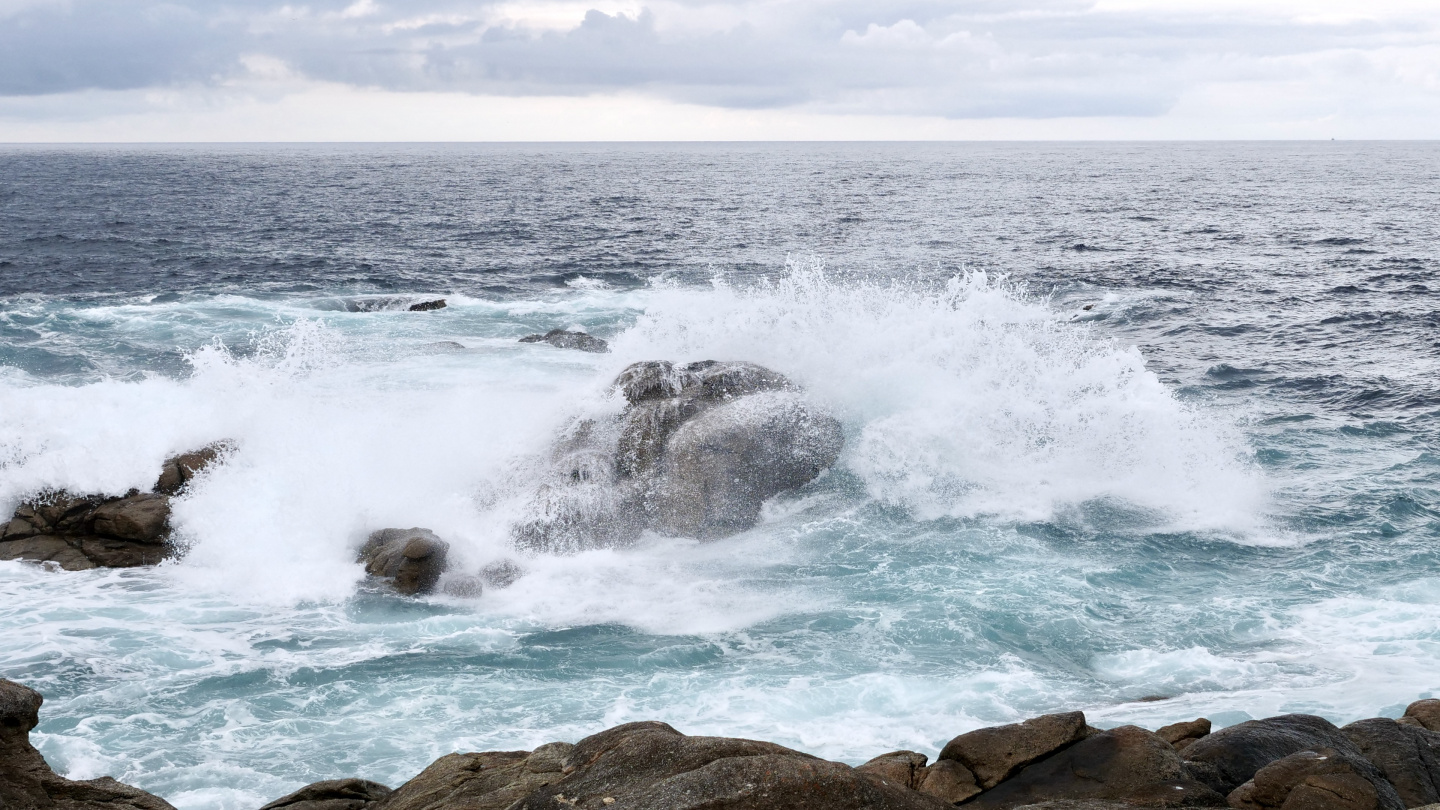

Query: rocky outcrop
[515,361,843,551]
[1401,702,1440,733]
[1227,749,1382,810]
[0,679,175,810]
[939,711,1091,790]
[1181,715,1403,810]
[0,445,227,570]
[258,779,394,810]
[1342,719,1440,808]
[519,329,609,353]
[357,528,449,596]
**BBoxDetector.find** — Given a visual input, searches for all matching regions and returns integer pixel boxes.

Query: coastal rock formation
[357,528,449,596]
[938,711,1091,790]
[408,300,447,312]
[0,445,227,570]
[258,779,393,810]
[519,329,609,353]
[1401,701,1440,733]
[515,361,843,551]
[1160,719,1214,752]
[0,679,175,810]
[1342,719,1440,808]
[1227,749,1381,810]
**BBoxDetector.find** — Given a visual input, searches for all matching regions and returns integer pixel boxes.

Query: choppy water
[1,142,1437,810]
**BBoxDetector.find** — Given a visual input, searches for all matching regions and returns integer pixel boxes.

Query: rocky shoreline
[5,677,1439,810]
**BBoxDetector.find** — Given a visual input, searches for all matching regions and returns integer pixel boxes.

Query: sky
[0,0,1437,140]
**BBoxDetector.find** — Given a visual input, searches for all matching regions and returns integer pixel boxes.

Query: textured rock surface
[1226,749,1379,810]
[1404,703,1440,734]
[408,299,446,311]
[258,779,393,810]
[940,712,1091,790]
[858,751,930,790]
[1342,719,1440,808]
[918,758,982,803]
[0,679,176,810]
[519,329,609,353]
[967,725,1223,810]
[1160,720,1214,751]
[153,443,230,495]
[516,360,843,550]
[358,528,450,595]
[1182,716,1402,810]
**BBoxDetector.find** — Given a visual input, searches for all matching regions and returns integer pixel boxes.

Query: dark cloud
[0,0,1433,119]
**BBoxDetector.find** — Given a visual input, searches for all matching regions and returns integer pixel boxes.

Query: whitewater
[1,142,1437,810]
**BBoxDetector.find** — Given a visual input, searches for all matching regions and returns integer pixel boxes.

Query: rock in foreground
[0,679,174,810]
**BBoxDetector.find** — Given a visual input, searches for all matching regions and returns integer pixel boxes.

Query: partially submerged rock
[519,329,609,353]
[0,679,175,810]
[409,299,447,312]
[516,361,843,551]
[358,528,449,596]
[0,444,227,570]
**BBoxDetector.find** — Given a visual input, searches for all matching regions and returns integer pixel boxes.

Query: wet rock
[1160,720,1214,751]
[0,535,97,570]
[479,559,524,589]
[918,758,982,803]
[1404,703,1440,734]
[858,751,929,789]
[358,528,449,595]
[517,361,841,551]
[1,492,173,570]
[519,329,609,353]
[1342,718,1440,808]
[154,442,230,495]
[420,341,466,352]
[259,779,393,810]
[1226,749,1379,810]
[968,725,1224,810]
[1182,715,1402,810]
[0,678,176,810]
[409,299,447,312]
[90,494,170,542]
[510,720,950,810]
[939,712,1091,790]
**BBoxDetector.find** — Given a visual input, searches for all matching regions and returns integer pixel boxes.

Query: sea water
[0,142,1437,810]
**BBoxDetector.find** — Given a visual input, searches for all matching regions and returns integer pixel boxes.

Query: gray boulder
[0,679,175,810]
[515,361,842,551]
[520,329,609,353]
[358,529,449,596]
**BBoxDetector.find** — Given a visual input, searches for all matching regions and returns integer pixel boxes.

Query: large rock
[515,361,843,551]
[939,712,1091,790]
[372,745,572,810]
[1182,715,1402,810]
[858,751,930,790]
[1404,703,1440,734]
[0,493,172,570]
[358,528,449,596]
[259,779,393,810]
[0,679,175,810]
[1342,719,1440,808]
[966,725,1223,810]
[1227,749,1380,810]
[508,721,950,810]
[519,330,609,353]
[153,443,229,496]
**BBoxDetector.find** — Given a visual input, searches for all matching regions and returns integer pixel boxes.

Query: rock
[516,361,842,551]
[918,758,982,803]
[259,779,393,810]
[1160,720,1214,751]
[858,751,929,789]
[440,575,484,598]
[1226,749,1379,810]
[154,442,230,495]
[519,329,609,353]
[372,750,560,810]
[420,341,466,353]
[358,528,449,596]
[508,720,950,810]
[1342,718,1440,808]
[409,300,447,312]
[0,679,176,810]
[1405,703,1440,734]
[0,536,97,570]
[939,712,1091,790]
[90,494,169,542]
[967,725,1224,810]
[1182,715,1402,810]
[479,559,524,589]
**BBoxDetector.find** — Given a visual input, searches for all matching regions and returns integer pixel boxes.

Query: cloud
[0,0,1436,133]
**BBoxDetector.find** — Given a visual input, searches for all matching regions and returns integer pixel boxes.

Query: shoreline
[5,678,1438,810]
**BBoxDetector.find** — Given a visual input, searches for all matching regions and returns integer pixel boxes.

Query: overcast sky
[1,0,1436,140]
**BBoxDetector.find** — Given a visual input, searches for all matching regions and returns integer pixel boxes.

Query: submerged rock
[409,299,447,312]
[0,679,175,810]
[358,528,450,596]
[515,360,842,551]
[519,329,609,353]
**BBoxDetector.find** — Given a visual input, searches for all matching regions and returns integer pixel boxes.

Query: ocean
[0,142,1436,810]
